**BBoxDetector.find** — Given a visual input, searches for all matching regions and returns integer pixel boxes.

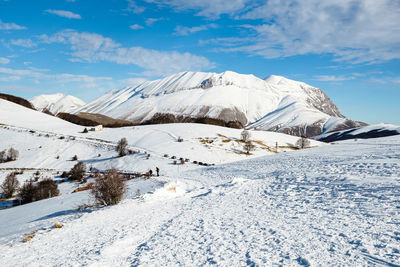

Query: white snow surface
[76,71,346,133]
[1,98,400,265]
[30,93,85,114]
[0,134,399,266]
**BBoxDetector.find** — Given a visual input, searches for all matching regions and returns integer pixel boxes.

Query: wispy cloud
[313,75,355,82]
[129,24,144,30]
[0,19,26,30]
[40,29,214,76]
[145,18,162,26]
[174,24,217,36]
[126,0,145,14]
[145,0,250,18]
[0,66,112,88]
[45,9,82,19]
[10,38,37,48]
[0,57,10,64]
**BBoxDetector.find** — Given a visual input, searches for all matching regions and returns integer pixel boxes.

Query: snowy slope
[77,71,363,137]
[31,93,85,114]
[0,135,399,266]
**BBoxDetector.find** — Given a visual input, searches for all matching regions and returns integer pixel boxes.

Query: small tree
[116,138,128,157]
[18,182,36,204]
[296,136,310,149]
[7,147,19,161]
[69,162,86,181]
[1,172,19,198]
[241,130,250,142]
[90,169,126,206]
[0,150,6,163]
[83,128,88,133]
[72,155,78,161]
[243,141,255,154]
[34,178,59,200]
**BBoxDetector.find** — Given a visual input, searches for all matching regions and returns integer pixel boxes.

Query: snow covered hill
[1,134,399,266]
[31,93,85,114]
[76,71,364,137]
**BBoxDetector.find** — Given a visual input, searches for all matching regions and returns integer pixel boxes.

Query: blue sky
[1,0,399,125]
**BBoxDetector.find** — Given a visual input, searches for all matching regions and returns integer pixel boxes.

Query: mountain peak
[31,93,86,114]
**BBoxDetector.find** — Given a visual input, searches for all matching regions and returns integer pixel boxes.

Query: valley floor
[1,136,399,266]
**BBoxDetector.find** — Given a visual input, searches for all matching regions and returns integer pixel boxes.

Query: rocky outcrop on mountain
[76,71,365,137]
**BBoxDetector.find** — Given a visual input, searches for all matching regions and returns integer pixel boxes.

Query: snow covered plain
[0,135,399,266]
[1,99,399,266]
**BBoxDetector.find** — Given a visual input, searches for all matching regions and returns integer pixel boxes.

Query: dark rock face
[303,86,344,118]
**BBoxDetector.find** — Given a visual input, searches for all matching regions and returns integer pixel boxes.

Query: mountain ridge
[76,71,364,137]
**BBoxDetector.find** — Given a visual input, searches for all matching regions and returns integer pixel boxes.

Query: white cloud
[45,9,81,19]
[130,24,144,30]
[145,18,162,26]
[145,0,250,18]
[313,75,355,82]
[0,66,112,88]
[216,0,400,64]
[0,57,10,64]
[126,0,145,14]
[41,29,214,76]
[10,38,37,48]
[174,24,217,36]
[0,75,20,82]
[0,19,26,30]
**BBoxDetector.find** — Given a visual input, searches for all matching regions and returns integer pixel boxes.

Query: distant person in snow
[149,169,153,176]
[156,167,160,176]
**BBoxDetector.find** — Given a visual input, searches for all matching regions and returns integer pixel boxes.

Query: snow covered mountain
[76,71,364,137]
[31,93,85,115]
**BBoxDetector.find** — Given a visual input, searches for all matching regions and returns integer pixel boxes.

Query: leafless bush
[34,178,59,200]
[18,182,36,204]
[116,138,128,156]
[243,141,255,154]
[7,147,19,161]
[296,136,311,149]
[177,137,183,142]
[69,162,86,181]
[1,172,19,198]
[241,130,250,142]
[90,169,126,205]
[72,155,78,161]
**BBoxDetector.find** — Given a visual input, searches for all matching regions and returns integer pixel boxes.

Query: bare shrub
[116,138,128,157]
[83,128,88,133]
[72,155,78,161]
[243,141,255,154]
[1,172,19,198]
[296,136,311,149]
[69,162,86,181]
[7,147,19,161]
[0,150,6,162]
[34,178,59,200]
[18,182,36,204]
[90,169,126,205]
[177,137,183,142]
[241,130,250,142]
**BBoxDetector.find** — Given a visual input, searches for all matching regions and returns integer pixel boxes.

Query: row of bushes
[0,172,59,203]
